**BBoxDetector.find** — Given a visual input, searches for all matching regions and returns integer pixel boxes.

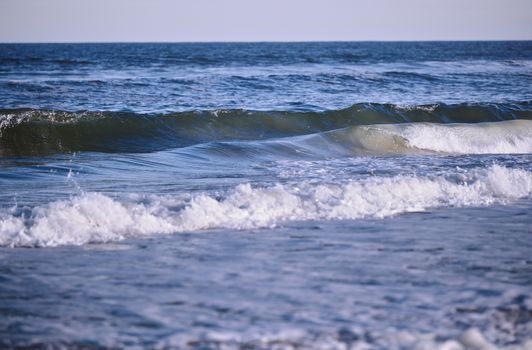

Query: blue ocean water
[0,42,531,349]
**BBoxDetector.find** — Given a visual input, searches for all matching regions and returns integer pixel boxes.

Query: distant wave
[1,165,530,247]
[0,102,530,156]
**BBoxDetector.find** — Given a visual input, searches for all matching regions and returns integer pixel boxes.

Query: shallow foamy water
[1,200,531,349]
[1,154,532,349]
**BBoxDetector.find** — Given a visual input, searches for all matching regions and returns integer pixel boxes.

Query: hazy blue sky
[1,0,531,42]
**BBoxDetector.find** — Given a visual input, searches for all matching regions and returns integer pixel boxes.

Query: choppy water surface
[0,42,531,349]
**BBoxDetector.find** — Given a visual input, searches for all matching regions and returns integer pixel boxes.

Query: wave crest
[2,165,530,247]
[0,102,530,155]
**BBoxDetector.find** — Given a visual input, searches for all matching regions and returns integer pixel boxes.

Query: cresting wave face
[340,119,532,155]
[0,102,531,156]
[1,165,530,247]
[183,119,532,161]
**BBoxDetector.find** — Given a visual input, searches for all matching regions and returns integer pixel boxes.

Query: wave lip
[1,165,530,248]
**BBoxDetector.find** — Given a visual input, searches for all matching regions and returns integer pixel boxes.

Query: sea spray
[2,165,530,247]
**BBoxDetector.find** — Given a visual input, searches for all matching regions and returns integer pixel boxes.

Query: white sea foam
[0,112,29,134]
[1,165,531,247]
[375,119,532,154]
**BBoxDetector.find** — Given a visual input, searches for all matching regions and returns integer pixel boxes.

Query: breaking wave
[330,119,532,155]
[1,165,530,247]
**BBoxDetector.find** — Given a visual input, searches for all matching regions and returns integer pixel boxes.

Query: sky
[0,0,531,42]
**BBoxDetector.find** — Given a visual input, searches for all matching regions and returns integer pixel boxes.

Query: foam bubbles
[382,119,532,154]
[1,165,531,247]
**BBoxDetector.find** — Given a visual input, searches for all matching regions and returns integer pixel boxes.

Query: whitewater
[1,164,531,248]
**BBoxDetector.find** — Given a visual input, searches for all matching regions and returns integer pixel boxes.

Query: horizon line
[1,39,531,44]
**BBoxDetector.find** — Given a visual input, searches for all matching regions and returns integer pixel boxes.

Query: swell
[0,102,530,156]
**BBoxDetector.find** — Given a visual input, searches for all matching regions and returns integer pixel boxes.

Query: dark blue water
[2,41,531,112]
[1,42,531,349]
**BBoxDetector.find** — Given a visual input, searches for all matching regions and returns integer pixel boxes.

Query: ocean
[0,42,531,349]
